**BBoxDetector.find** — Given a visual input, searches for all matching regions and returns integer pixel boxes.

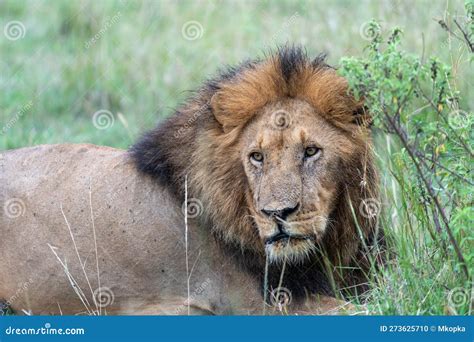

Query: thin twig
[383,112,469,278]
[437,19,463,40]
[184,175,190,316]
[89,178,102,315]
[60,204,97,313]
[263,256,269,315]
[416,151,474,186]
[48,244,92,315]
[453,18,474,53]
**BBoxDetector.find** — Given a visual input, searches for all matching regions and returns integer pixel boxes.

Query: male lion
[0,47,382,315]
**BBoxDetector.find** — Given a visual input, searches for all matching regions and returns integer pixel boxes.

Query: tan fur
[210,57,369,132]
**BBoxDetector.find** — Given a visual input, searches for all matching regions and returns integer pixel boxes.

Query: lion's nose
[261,203,300,220]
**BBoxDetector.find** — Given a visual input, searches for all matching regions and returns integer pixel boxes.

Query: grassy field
[1,0,472,315]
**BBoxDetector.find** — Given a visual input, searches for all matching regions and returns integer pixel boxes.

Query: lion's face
[240,98,354,263]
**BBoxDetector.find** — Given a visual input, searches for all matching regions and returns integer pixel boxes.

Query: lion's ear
[210,93,226,127]
[210,92,248,132]
[352,103,372,127]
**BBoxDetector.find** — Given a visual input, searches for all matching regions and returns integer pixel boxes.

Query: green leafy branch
[339,21,472,278]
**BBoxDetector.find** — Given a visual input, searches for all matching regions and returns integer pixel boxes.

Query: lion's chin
[264,238,315,264]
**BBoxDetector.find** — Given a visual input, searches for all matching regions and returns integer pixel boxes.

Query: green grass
[1,0,472,315]
[367,134,472,315]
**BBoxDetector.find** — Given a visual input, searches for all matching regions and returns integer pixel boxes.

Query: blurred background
[0,0,470,150]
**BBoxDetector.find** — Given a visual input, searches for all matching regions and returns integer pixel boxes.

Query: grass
[0,0,472,315]
[367,137,472,315]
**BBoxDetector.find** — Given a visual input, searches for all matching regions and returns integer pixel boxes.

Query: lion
[131,46,383,298]
[0,47,382,315]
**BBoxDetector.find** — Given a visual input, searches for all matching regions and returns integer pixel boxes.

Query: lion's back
[0,144,188,314]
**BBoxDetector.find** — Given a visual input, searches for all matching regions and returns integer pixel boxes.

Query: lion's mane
[131,47,384,300]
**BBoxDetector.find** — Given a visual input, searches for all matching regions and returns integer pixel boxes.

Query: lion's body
[0,144,263,315]
[0,144,352,315]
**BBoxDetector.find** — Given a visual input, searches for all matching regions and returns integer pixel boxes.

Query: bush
[338,14,472,314]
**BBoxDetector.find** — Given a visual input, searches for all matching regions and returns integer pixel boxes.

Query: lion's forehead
[247,112,335,151]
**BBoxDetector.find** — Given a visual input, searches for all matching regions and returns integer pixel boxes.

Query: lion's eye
[304,146,320,158]
[250,152,264,163]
